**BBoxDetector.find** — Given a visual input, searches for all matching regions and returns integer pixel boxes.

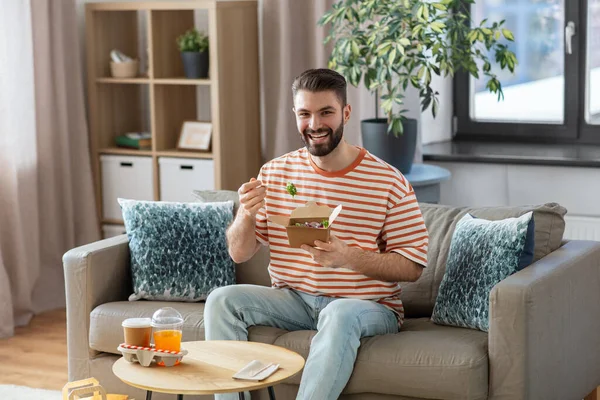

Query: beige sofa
[63,202,600,400]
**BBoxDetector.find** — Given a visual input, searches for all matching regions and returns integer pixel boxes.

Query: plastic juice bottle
[151,307,184,366]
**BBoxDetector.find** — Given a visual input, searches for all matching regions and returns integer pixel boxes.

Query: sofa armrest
[488,240,600,400]
[62,234,132,381]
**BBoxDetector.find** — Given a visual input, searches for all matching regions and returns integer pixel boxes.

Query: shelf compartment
[153,84,206,151]
[151,10,193,79]
[89,10,150,79]
[95,84,151,149]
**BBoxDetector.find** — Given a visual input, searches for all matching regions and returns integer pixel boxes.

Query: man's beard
[301,120,344,157]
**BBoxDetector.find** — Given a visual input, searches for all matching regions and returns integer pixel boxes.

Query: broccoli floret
[286,182,297,197]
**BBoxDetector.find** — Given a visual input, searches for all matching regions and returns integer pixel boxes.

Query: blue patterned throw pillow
[118,198,235,302]
[431,212,535,332]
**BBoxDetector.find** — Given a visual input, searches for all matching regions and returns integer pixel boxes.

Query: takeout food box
[269,201,342,248]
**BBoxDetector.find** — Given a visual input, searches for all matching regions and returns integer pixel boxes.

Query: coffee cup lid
[122,318,152,328]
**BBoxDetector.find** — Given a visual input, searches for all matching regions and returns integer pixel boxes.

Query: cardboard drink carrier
[269,201,343,248]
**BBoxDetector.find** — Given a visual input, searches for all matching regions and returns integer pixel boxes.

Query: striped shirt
[255,146,428,324]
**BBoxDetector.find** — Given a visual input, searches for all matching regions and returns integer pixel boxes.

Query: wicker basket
[110,60,139,78]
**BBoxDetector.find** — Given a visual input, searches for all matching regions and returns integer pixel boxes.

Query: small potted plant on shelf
[319,0,518,173]
[176,28,209,79]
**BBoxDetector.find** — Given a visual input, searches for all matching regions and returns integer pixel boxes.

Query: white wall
[428,161,600,240]
[420,73,453,145]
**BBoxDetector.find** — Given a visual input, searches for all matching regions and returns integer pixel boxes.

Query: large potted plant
[319,0,517,173]
[177,28,210,79]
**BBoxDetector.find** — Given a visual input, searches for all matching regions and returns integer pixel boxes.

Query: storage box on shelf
[159,157,214,202]
[100,155,154,222]
[85,1,261,227]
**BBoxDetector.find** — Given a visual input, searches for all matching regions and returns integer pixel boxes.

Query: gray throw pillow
[118,198,235,302]
[192,190,240,215]
[431,212,534,332]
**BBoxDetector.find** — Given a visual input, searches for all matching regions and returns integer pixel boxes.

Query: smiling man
[205,68,429,400]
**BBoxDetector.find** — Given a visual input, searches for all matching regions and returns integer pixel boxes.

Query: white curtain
[0,0,99,338]
[0,0,38,338]
[260,0,379,160]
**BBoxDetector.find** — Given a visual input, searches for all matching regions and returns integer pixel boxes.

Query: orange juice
[151,307,184,366]
[153,329,182,352]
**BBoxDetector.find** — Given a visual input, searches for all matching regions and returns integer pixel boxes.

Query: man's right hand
[238,177,266,219]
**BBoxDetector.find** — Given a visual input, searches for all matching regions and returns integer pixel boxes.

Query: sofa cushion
[89,301,206,355]
[431,212,534,332]
[248,318,488,400]
[401,202,566,318]
[118,198,236,301]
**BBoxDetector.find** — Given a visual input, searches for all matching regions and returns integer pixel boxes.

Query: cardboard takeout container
[269,201,342,248]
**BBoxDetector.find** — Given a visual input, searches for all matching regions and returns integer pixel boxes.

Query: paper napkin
[233,360,280,381]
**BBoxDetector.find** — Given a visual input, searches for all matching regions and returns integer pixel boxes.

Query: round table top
[403,163,451,186]
[112,341,305,395]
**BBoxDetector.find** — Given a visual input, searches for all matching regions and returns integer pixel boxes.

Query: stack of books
[116,132,151,150]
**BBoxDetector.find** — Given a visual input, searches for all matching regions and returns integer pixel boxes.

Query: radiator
[563,216,600,241]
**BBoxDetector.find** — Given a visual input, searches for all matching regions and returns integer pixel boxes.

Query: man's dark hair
[292,68,347,107]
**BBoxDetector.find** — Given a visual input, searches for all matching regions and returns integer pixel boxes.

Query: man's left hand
[301,235,356,269]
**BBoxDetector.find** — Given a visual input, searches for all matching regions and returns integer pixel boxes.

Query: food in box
[268,201,342,248]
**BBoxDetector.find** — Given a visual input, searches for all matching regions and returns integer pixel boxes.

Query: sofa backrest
[400,202,567,318]
[194,190,567,318]
[237,245,271,287]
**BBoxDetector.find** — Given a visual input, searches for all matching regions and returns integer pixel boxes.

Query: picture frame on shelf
[177,121,212,151]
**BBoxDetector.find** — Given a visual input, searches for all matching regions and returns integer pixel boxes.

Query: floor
[0,309,67,391]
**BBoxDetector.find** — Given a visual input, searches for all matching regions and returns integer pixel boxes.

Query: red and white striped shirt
[255,146,428,324]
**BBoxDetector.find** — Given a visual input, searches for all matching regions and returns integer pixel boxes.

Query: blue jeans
[204,284,399,400]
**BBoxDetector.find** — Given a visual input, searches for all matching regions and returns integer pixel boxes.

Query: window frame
[580,0,600,142]
[454,0,600,144]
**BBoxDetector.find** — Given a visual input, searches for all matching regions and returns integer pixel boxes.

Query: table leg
[177,395,184,400]
[238,392,245,400]
[268,386,276,400]
[146,391,152,400]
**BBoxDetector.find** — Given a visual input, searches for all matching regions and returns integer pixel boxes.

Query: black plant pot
[181,51,209,79]
[361,118,417,174]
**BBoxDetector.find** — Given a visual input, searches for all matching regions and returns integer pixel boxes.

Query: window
[455,0,600,143]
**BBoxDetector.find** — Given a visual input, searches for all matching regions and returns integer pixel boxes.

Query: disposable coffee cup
[122,318,152,347]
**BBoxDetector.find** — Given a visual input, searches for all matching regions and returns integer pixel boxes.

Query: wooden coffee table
[113,340,305,400]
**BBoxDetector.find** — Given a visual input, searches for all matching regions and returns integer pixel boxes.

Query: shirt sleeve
[381,187,429,267]
[255,167,269,246]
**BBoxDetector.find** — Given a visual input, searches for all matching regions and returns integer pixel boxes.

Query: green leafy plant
[176,28,209,53]
[318,0,518,136]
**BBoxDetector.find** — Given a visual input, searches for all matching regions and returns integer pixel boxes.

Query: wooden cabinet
[85,1,261,226]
